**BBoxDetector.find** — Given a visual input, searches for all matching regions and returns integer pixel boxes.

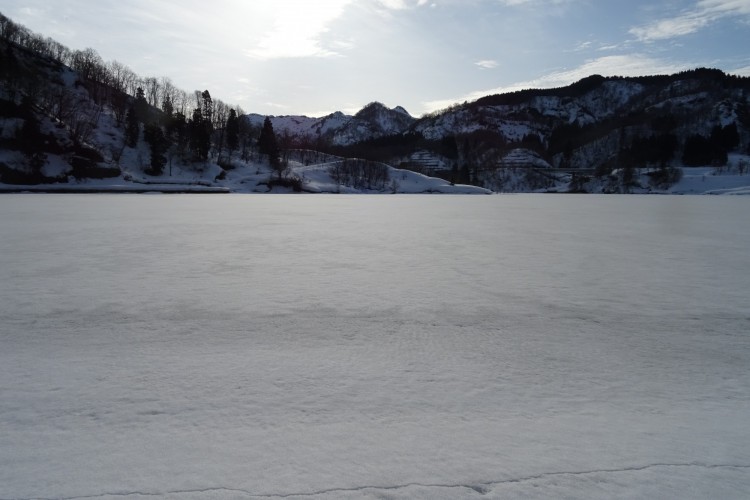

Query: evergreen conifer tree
[226,109,239,154]
[189,107,210,160]
[125,106,139,147]
[201,90,213,122]
[143,123,167,175]
[258,117,282,177]
[134,86,148,122]
[162,95,173,119]
[258,116,278,157]
[17,96,46,176]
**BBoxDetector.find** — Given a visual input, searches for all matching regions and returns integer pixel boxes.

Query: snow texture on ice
[1,194,749,499]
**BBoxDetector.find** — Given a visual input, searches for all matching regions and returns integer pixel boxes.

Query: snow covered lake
[1,194,749,499]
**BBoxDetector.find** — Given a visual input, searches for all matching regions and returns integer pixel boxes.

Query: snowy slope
[2,195,750,499]
[667,159,750,195]
[0,151,490,194]
[415,79,648,141]
[4,152,750,195]
[245,102,416,146]
[414,71,749,180]
[245,111,350,139]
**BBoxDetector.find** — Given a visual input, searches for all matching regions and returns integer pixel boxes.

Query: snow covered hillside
[246,101,416,147]
[2,20,750,195]
[245,111,350,142]
[0,36,481,194]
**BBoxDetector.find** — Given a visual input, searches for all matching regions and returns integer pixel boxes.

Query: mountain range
[246,102,416,147]
[253,70,749,174]
[1,10,749,194]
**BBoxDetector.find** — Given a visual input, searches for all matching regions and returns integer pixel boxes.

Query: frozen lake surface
[1,194,749,499]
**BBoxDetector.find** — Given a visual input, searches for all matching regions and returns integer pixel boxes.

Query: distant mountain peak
[354,102,413,119]
[354,101,387,118]
[393,106,411,117]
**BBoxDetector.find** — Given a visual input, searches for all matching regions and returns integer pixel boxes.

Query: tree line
[1,10,265,178]
[0,12,233,120]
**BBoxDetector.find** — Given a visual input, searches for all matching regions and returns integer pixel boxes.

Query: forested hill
[1,10,749,194]
[261,68,750,193]
[412,69,749,172]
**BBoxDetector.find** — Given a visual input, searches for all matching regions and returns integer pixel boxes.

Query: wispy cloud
[367,0,435,17]
[376,0,411,8]
[475,59,499,69]
[731,65,750,76]
[422,54,691,112]
[629,11,711,41]
[629,0,750,42]
[496,0,579,6]
[375,0,433,9]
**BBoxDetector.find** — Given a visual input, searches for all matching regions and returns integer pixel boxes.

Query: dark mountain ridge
[392,68,750,189]
[250,68,749,181]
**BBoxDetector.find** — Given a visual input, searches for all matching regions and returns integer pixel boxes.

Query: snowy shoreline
[0,185,231,194]
[2,163,749,195]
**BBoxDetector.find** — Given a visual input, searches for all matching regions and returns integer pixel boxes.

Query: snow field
[1,194,749,499]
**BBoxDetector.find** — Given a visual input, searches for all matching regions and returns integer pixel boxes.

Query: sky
[3,0,750,117]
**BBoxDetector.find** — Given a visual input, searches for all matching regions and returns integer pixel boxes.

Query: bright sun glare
[246,0,354,59]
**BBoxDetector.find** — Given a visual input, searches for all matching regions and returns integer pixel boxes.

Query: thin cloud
[629,0,750,42]
[264,102,292,110]
[730,65,750,76]
[475,60,499,69]
[629,12,711,41]
[496,0,579,6]
[376,0,432,9]
[377,0,411,8]
[368,0,434,17]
